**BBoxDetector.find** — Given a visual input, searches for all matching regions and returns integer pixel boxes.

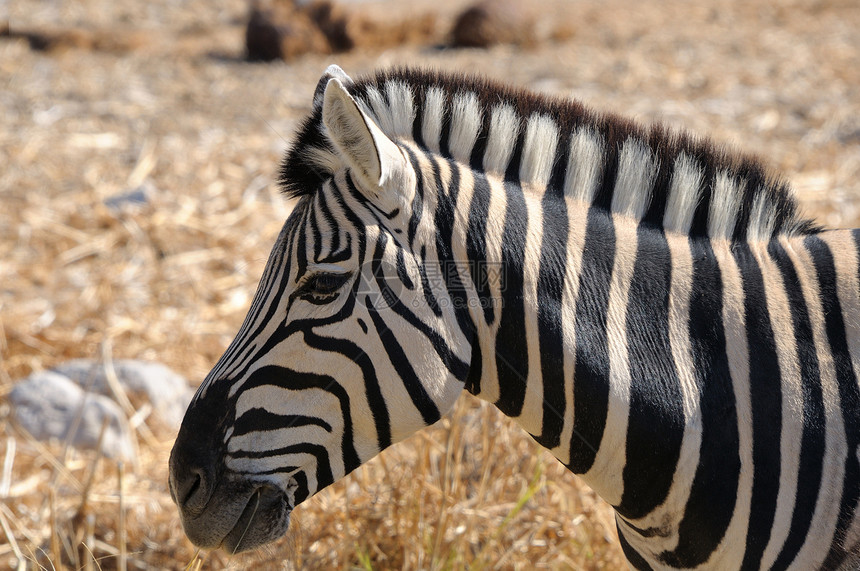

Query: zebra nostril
[172,466,212,513]
[169,431,217,514]
[183,472,202,506]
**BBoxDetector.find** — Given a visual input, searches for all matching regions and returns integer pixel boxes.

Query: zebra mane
[280,68,818,241]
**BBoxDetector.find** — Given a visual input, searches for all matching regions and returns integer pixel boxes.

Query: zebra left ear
[322,77,407,200]
[312,64,353,110]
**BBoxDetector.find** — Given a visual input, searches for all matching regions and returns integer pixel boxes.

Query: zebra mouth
[221,483,292,553]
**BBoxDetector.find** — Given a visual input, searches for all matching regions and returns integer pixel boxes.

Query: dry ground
[1,0,859,568]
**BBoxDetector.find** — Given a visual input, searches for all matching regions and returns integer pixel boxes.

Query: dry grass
[0,397,622,569]
[1,0,859,568]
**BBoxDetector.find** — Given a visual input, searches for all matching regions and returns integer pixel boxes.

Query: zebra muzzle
[220,483,292,553]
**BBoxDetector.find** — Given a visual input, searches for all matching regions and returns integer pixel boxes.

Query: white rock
[52,359,193,429]
[10,371,136,462]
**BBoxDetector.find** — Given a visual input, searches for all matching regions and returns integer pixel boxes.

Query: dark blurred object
[245,0,438,62]
[246,0,339,61]
[104,182,155,213]
[0,22,150,53]
[450,0,537,48]
[305,0,353,52]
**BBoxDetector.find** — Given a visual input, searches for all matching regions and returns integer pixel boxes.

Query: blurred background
[1,0,858,568]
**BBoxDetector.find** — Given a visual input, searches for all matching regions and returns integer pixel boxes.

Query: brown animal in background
[245,0,437,62]
[450,0,536,48]
[246,0,335,61]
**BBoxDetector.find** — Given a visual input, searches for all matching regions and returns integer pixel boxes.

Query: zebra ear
[312,65,353,111]
[322,77,407,197]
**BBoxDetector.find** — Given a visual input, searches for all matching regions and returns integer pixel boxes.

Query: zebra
[168,65,860,569]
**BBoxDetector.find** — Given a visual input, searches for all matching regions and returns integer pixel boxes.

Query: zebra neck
[452,170,669,491]
[454,169,860,564]
[454,172,705,510]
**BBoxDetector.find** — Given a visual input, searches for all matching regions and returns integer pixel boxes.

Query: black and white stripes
[170,66,859,569]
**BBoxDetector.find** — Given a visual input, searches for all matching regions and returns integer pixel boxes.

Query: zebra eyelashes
[294,271,354,304]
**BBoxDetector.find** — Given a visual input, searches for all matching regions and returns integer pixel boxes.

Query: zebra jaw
[220,481,294,553]
[175,474,296,553]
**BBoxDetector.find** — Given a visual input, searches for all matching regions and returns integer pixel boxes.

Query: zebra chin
[178,477,295,553]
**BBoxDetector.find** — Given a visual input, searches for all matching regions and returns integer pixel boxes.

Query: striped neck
[441,154,857,567]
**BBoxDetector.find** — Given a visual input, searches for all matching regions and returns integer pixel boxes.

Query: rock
[245,0,438,62]
[103,181,153,212]
[9,360,194,461]
[245,0,332,62]
[450,0,537,49]
[52,359,193,430]
[10,371,136,462]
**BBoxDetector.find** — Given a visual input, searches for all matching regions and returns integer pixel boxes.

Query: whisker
[230,490,262,559]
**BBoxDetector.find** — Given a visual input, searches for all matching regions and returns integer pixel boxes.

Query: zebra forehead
[279,67,817,241]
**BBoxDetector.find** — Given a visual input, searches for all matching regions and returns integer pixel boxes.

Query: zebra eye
[298,272,352,303]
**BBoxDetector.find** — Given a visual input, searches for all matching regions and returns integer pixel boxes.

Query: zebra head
[168,66,474,552]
